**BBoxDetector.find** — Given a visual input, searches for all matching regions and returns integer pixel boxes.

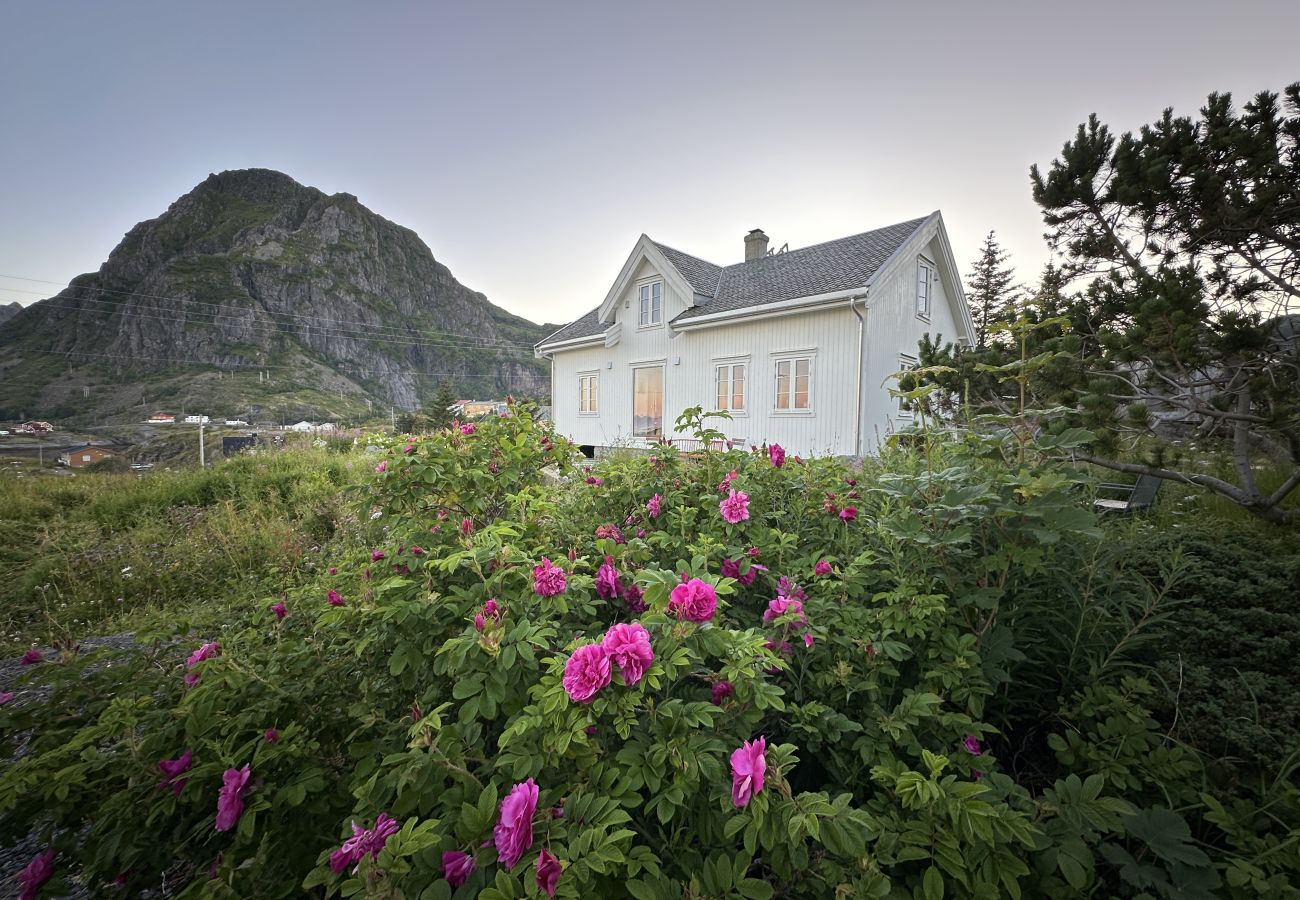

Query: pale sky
[2,1,1297,327]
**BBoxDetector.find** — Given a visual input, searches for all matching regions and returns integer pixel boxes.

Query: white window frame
[638,280,663,328]
[896,354,918,418]
[771,349,815,415]
[578,371,599,416]
[712,357,749,416]
[916,256,934,320]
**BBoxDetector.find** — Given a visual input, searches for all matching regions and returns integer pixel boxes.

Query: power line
[0,275,544,350]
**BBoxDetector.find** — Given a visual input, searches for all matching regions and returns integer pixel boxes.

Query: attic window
[916,257,933,319]
[639,282,662,327]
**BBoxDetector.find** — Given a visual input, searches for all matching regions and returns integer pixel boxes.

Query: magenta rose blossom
[667,578,718,623]
[595,557,620,600]
[20,648,42,666]
[814,559,832,577]
[442,850,476,887]
[271,601,287,620]
[0,691,14,705]
[157,749,194,795]
[839,507,858,522]
[562,643,612,703]
[264,729,279,744]
[374,460,386,474]
[720,558,741,580]
[184,642,220,685]
[763,595,806,625]
[330,813,400,873]
[646,494,662,519]
[720,489,750,524]
[327,590,345,607]
[768,443,785,468]
[371,549,385,562]
[711,681,735,705]
[18,848,54,900]
[214,764,251,832]
[535,848,562,898]
[730,737,768,808]
[532,558,567,597]
[494,779,539,868]
[963,734,982,755]
[601,623,654,686]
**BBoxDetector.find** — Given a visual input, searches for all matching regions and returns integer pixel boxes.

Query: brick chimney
[744,228,769,261]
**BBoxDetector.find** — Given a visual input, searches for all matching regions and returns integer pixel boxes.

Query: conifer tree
[965,231,1020,348]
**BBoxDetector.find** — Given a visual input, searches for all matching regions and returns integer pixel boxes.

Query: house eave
[670,286,870,332]
[535,333,606,356]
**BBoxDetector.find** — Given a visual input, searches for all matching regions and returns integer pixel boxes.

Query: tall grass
[0,449,361,653]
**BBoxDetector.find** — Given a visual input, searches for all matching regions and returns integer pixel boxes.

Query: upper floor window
[774,356,811,411]
[916,257,933,319]
[578,372,598,414]
[639,281,663,326]
[714,362,746,412]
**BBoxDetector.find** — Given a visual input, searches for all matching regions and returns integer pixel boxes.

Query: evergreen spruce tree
[428,381,458,431]
[965,231,1020,348]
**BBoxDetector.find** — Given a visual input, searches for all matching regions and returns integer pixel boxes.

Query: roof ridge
[648,239,723,271]
[721,215,931,270]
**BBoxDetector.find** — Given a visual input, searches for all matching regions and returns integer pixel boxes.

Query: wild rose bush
[0,405,1277,898]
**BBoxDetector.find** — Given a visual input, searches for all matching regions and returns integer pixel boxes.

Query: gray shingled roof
[537,216,930,347]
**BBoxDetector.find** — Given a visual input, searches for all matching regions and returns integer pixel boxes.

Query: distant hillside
[0,302,20,326]
[0,169,549,424]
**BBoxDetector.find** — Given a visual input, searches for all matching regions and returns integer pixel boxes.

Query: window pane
[716,366,727,409]
[795,358,809,378]
[652,295,661,323]
[733,364,745,410]
[652,282,661,301]
[776,360,790,409]
[580,378,586,412]
[590,377,597,412]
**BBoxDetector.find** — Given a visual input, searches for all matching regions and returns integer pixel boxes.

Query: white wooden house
[535,212,973,457]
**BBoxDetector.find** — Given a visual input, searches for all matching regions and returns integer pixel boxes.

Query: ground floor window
[578,372,598,414]
[714,362,746,412]
[774,356,811,411]
[633,366,664,439]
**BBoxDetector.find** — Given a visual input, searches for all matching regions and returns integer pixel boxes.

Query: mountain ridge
[0,168,550,424]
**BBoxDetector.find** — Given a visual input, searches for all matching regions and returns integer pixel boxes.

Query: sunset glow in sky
[2,0,1297,327]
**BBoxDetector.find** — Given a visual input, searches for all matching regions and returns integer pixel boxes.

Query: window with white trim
[774,356,812,411]
[897,354,917,417]
[916,257,933,319]
[714,362,746,412]
[578,373,598,415]
[638,281,663,326]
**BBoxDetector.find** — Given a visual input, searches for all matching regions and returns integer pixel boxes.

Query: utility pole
[390,406,395,430]
[199,423,206,468]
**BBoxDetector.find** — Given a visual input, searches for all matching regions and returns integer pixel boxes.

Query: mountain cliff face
[0,169,550,423]
[0,302,20,326]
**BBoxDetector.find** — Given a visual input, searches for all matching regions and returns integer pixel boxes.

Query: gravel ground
[1,635,142,899]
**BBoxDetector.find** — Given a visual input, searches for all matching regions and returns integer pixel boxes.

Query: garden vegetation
[1,404,1296,899]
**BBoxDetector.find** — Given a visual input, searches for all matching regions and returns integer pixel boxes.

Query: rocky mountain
[0,302,20,326]
[0,169,551,424]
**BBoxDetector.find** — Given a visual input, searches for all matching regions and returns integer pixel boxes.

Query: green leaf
[923,865,945,900]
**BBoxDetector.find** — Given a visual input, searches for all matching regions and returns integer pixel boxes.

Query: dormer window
[639,281,662,327]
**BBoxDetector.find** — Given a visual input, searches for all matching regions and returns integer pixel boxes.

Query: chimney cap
[747,228,766,236]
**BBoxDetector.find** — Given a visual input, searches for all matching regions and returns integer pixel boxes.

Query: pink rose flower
[0,691,13,705]
[646,494,662,518]
[720,558,741,580]
[768,443,785,468]
[186,642,220,669]
[963,734,982,755]
[839,507,858,522]
[532,558,567,597]
[460,423,476,435]
[371,550,385,562]
[474,613,486,632]
[763,595,807,626]
[601,623,654,686]
[720,489,750,524]
[157,749,193,795]
[494,779,539,868]
[214,764,251,832]
[374,461,387,474]
[264,729,279,744]
[460,517,474,537]
[535,848,562,898]
[562,643,612,703]
[814,560,832,577]
[619,580,648,614]
[327,590,345,607]
[730,737,767,808]
[328,566,338,575]
[20,649,42,666]
[329,813,400,873]
[271,601,287,620]
[442,850,476,887]
[595,523,625,544]
[595,557,620,600]
[717,469,739,493]
[711,681,734,705]
[668,578,718,622]
[18,849,54,900]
